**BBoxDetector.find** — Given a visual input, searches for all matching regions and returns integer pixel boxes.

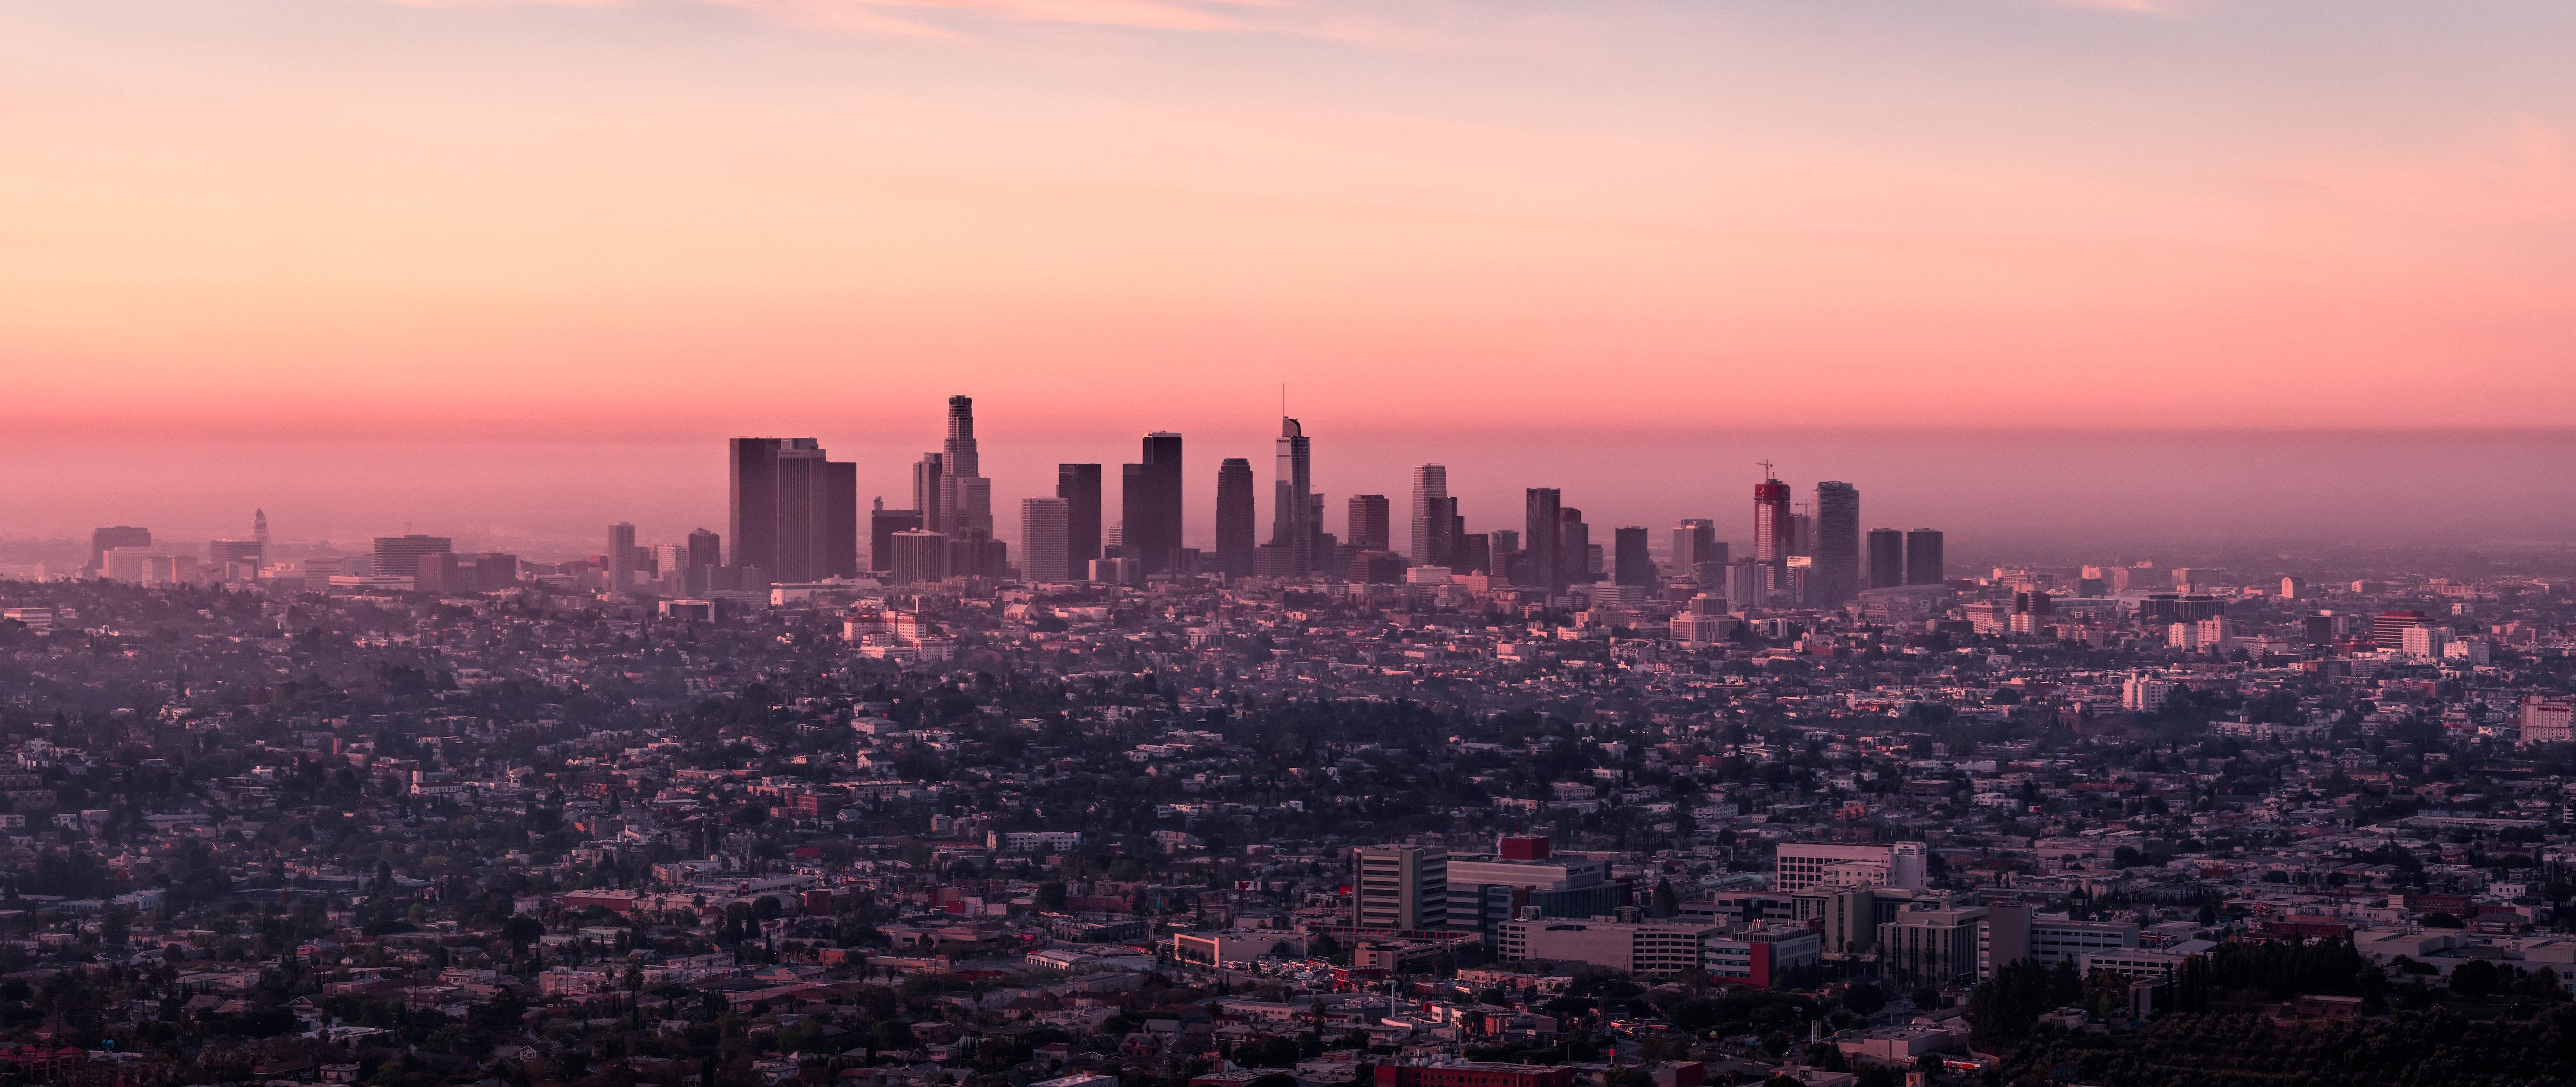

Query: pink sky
[5,0,2573,441]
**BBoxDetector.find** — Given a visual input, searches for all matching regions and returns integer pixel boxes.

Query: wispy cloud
[367,0,1298,36]
[2037,0,2184,14]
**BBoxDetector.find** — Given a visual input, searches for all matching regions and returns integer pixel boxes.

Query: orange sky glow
[6,0,2573,441]
[6,1,2576,551]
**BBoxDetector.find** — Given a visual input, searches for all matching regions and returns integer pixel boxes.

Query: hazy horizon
[9,424,2576,570]
[9,0,2576,567]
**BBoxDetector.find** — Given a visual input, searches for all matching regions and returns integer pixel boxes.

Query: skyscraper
[1056,464,1102,572]
[1456,532,1491,576]
[1410,464,1451,566]
[1354,844,1447,932]
[911,453,944,533]
[1614,527,1653,587]
[1215,457,1255,575]
[939,396,993,534]
[1673,518,1716,572]
[820,460,858,578]
[1271,417,1313,574]
[1523,488,1563,591]
[1121,432,1184,574]
[1020,497,1072,582]
[373,534,451,580]
[868,505,920,573]
[1753,475,1792,564]
[1347,495,1391,551]
[252,509,270,547]
[1557,506,1589,588]
[888,529,947,584]
[1867,528,1905,589]
[608,522,637,590]
[687,528,722,569]
[1905,528,1946,585]
[728,437,857,583]
[1813,482,1860,606]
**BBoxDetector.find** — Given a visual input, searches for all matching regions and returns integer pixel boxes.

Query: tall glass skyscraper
[1410,464,1450,566]
[939,396,992,535]
[1272,417,1313,574]
[1121,432,1184,574]
[1215,457,1255,575]
[1056,463,1102,572]
[1523,488,1563,591]
[1906,528,1946,585]
[1867,528,1906,589]
[728,437,858,583]
[1753,476,1792,564]
[1814,481,1860,606]
[1613,526,1653,587]
[1020,497,1071,582]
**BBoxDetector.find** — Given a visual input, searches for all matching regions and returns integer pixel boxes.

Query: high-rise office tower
[1614,527,1653,587]
[1905,528,1946,585]
[1813,482,1860,606]
[1020,497,1071,582]
[1056,464,1102,572]
[888,529,947,584]
[373,534,451,580]
[209,538,264,565]
[729,437,857,583]
[1523,489,1563,591]
[1456,532,1491,576]
[1410,464,1450,566]
[1788,512,1814,558]
[1673,519,1717,572]
[1867,528,1905,589]
[1120,432,1184,574]
[868,505,920,573]
[1271,417,1313,574]
[1557,506,1589,587]
[687,528,722,569]
[1354,844,1447,932]
[608,522,638,590]
[937,396,994,534]
[1753,475,1792,564]
[253,509,270,547]
[911,452,944,533]
[1215,458,1255,575]
[1723,560,1764,609]
[87,526,151,575]
[775,441,821,578]
[1347,495,1391,552]
[821,460,858,578]
[1308,492,1329,571]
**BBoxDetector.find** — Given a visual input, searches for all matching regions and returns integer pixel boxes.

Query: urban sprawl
[4,398,2575,1087]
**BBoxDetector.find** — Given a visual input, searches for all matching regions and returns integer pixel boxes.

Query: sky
[4,0,2574,552]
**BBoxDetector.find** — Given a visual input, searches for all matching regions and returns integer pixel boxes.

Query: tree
[871,1019,918,1053]
[2448,959,2500,999]
[503,915,543,951]
[1649,879,1680,918]
[1841,982,1887,1017]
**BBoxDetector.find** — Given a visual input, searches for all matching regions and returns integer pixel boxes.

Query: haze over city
[14,4,2576,1087]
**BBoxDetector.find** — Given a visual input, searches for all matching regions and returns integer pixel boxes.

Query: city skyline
[21,423,2576,564]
